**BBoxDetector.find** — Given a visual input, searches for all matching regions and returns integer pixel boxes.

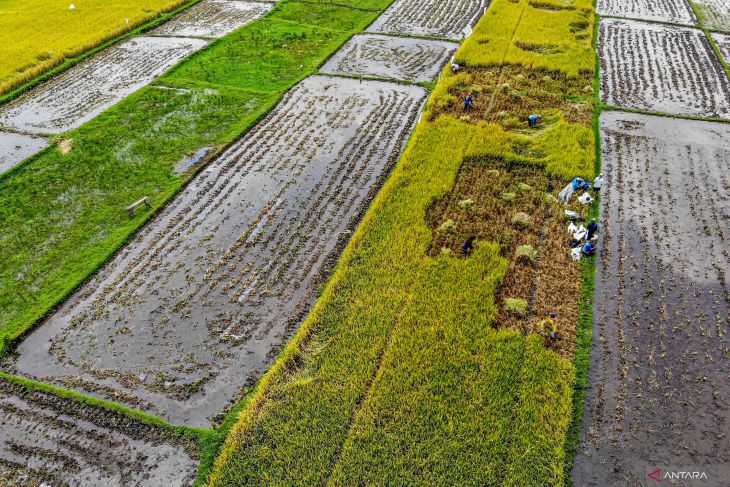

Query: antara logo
[647,468,709,482]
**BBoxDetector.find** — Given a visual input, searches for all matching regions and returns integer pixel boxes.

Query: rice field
[9,75,426,427]
[0,132,48,174]
[596,0,696,25]
[574,111,730,485]
[693,0,730,32]
[598,18,730,117]
[713,32,730,63]
[0,36,209,134]
[367,0,488,39]
[150,0,273,38]
[0,0,189,97]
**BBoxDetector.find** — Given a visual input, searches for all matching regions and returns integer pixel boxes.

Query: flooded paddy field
[0,132,48,174]
[0,36,208,134]
[367,0,488,39]
[320,34,458,82]
[694,0,730,31]
[596,0,696,25]
[713,32,730,63]
[151,0,273,39]
[573,111,730,485]
[598,18,730,118]
[7,75,427,428]
[0,379,198,487]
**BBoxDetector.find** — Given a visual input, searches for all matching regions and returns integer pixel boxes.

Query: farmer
[527,114,540,127]
[461,236,476,256]
[464,92,473,110]
[593,173,605,193]
[451,62,460,74]
[586,218,598,240]
[572,177,585,190]
[581,240,596,257]
[539,312,558,339]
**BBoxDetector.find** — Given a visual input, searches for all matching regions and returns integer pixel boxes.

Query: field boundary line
[598,12,700,29]
[602,103,730,123]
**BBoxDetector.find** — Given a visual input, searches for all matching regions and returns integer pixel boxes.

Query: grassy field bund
[0,0,197,97]
[209,0,596,484]
[0,0,392,347]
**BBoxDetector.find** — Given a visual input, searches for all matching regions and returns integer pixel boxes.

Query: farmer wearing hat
[593,173,605,193]
[539,312,558,339]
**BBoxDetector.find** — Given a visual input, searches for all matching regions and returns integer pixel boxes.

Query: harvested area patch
[151,0,273,38]
[319,34,458,82]
[596,0,696,25]
[713,32,730,63]
[0,36,208,134]
[694,0,730,32]
[573,111,730,485]
[0,132,48,174]
[598,18,730,118]
[426,158,581,358]
[0,378,199,486]
[8,76,426,428]
[367,0,489,39]
[428,65,593,127]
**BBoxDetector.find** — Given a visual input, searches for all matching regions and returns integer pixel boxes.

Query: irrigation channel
[573,0,730,484]
[0,0,484,484]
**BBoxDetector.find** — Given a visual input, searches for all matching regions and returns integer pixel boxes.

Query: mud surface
[598,18,730,118]
[367,0,488,39]
[152,0,273,38]
[597,0,696,25]
[0,379,198,487]
[712,32,730,63]
[8,76,426,427]
[320,34,458,82]
[694,0,730,31]
[573,111,730,486]
[0,132,48,174]
[0,37,208,134]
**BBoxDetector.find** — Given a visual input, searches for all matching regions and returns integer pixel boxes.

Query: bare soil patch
[367,0,489,39]
[712,32,730,63]
[694,0,730,32]
[320,34,458,82]
[573,111,730,485]
[598,18,730,118]
[426,157,581,358]
[0,379,198,487]
[596,0,696,25]
[7,76,427,427]
[151,0,273,39]
[0,132,48,174]
[0,37,208,134]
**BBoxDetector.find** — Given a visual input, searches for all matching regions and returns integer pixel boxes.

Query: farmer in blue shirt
[461,236,476,256]
[528,114,540,127]
[581,241,596,257]
[464,92,474,110]
[586,219,598,240]
[572,177,585,190]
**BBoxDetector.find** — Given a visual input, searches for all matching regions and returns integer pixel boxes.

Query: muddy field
[596,0,696,25]
[320,34,458,82]
[0,132,48,174]
[573,111,730,485]
[7,75,426,427]
[367,0,488,39]
[0,37,208,134]
[151,0,273,39]
[598,18,730,118]
[0,379,198,487]
[694,0,730,31]
[713,33,730,63]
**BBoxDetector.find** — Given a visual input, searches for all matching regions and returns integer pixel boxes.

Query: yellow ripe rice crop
[0,0,188,96]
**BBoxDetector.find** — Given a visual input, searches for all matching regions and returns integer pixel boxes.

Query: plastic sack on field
[567,222,578,233]
[558,183,574,203]
[571,247,582,261]
[578,192,594,205]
